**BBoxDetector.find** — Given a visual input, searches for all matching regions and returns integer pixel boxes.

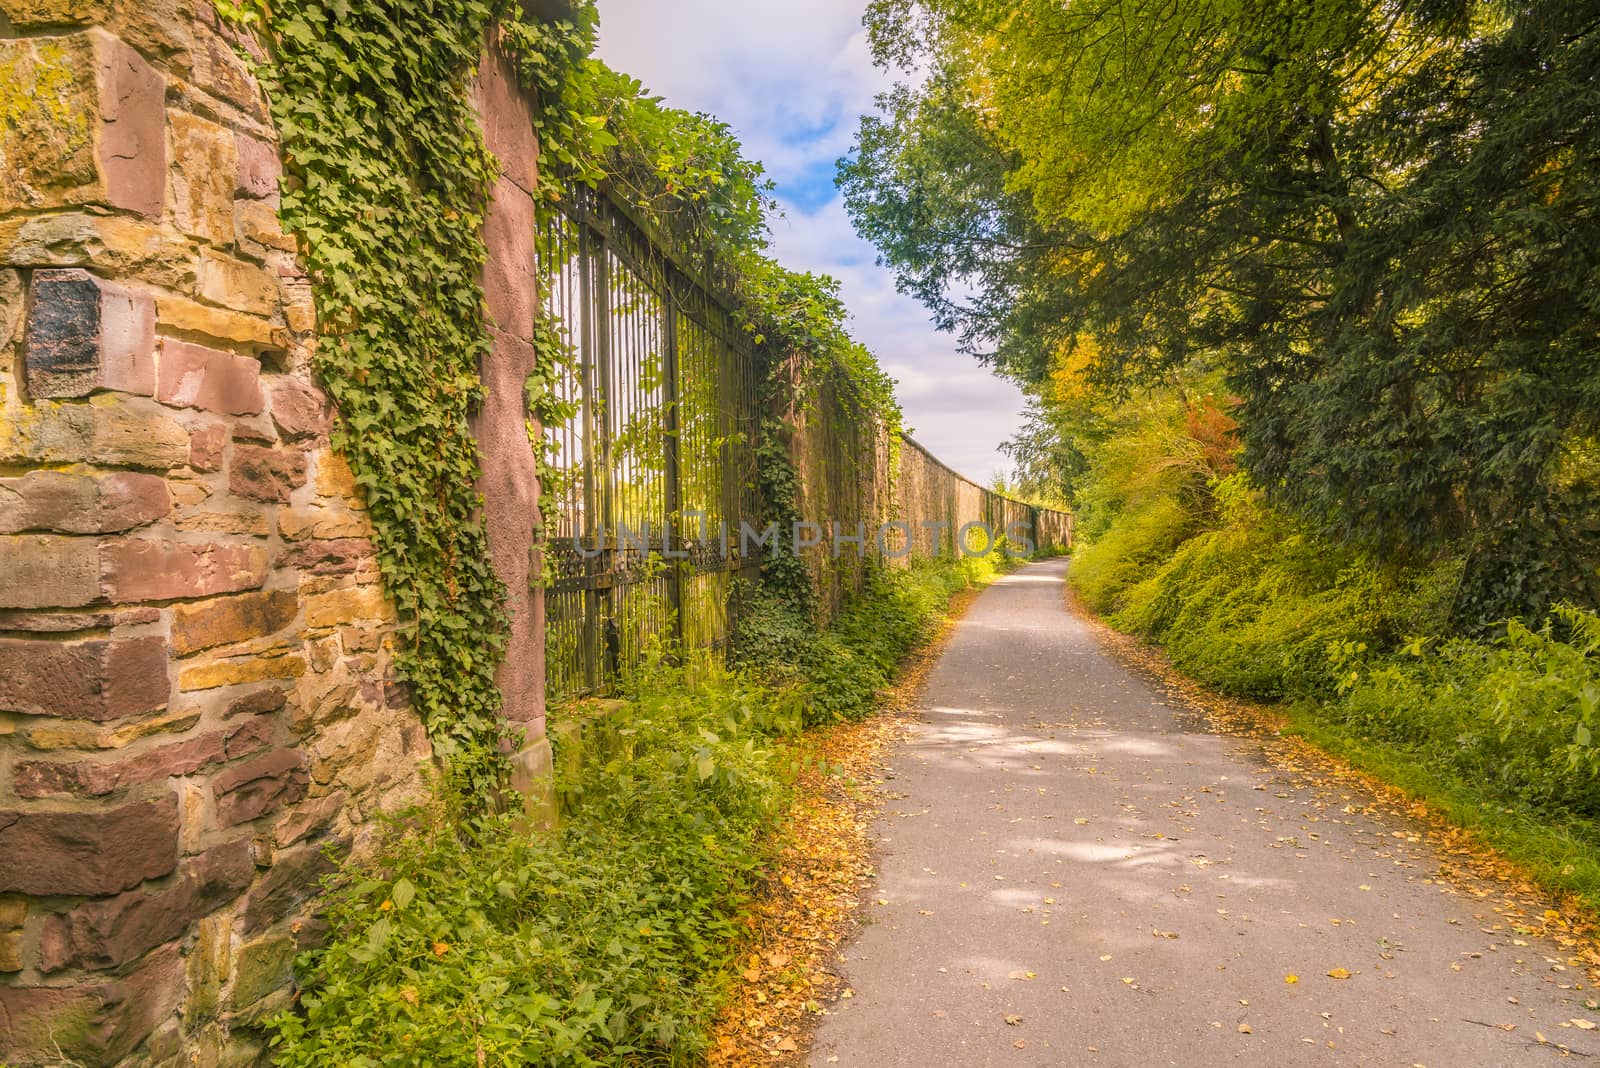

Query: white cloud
[594,0,1026,485]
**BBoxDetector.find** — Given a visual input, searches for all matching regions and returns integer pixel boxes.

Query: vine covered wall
[0,0,439,1060]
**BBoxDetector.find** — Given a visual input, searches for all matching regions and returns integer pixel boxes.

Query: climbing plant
[233,0,904,794]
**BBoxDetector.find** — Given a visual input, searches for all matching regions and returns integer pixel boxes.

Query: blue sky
[594,0,1027,486]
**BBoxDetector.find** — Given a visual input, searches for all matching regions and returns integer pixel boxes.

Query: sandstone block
[0,942,184,1066]
[23,269,157,398]
[0,635,167,720]
[0,469,169,534]
[0,606,157,633]
[13,726,234,799]
[268,377,330,442]
[239,835,343,933]
[272,789,345,849]
[100,538,268,603]
[235,196,296,254]
[212,748,308,827]
[0,793,179,895]
[0,31,164,218]
[177,652,304,692]
[171,588,298,656]
[197,247,279,316]
[312,450,364,507]
[229,443,307,503]
[156,337,263,415]
[0,0,112,26]
[0,533,99,608]
[156,292,279,351]
[23,706,199,751]
[228,932,294,1015]
[168,110,237,245]
[278,507,370,542]
[189,422,228,471]
[188,23,262,118]
[303,584,391,628]
[38,837,252,972]
[234,132,280,198]
[227,687,287,717]
[278,537,374,577]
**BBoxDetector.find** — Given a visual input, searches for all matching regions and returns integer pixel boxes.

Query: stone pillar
[471,31,552,822]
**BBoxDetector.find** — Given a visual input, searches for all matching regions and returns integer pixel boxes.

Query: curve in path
[809,556,1597,1066]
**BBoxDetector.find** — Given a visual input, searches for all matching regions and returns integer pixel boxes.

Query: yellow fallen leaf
[1285,974,1299,984]
[432,941,449,958]
[1238,1023,1253,1034]
[1573,1019,1598,1030]
[1327,968,1351,979]
[1004,1014,1024,1026]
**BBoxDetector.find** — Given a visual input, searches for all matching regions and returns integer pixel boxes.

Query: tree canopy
[842,0,1600,625]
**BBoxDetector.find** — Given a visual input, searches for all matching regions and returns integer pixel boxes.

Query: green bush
[1325,606,1600,819]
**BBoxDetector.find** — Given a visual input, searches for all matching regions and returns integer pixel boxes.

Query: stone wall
[0,2,442,1062]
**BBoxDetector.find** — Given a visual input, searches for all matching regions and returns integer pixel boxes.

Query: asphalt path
[809,556,1598,1066]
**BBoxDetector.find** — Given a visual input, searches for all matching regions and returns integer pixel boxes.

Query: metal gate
[538,184,763,699]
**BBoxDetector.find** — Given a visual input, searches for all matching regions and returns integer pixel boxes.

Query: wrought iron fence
[538,184,762,699]
[537,183,1075,700]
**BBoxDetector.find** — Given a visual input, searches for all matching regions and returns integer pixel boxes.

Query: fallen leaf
[1014,1039,1028,1049]
[1573,1019,1598,1030]
[776,1037,798,1052]
[1007,970,1036,981]
[1285,975,1299,984]
[1326,968,1352,979]
[1238,1023,1253,1034]
[1004,1014,1024,1026]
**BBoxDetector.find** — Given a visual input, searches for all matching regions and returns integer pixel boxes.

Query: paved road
[809,557,1598,1066]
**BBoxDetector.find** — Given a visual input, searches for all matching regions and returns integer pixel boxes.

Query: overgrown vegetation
[844,0,1600,627]
[1061,388,1600,906]
[268,556,1010,1063]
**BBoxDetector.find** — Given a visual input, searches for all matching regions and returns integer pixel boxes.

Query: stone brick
[38,838,252,972]
[94,29,167,218]
[172,588,298,656]
[240,836,343,933]
[235,196,296,255]
[229,932,294,1016]
[272,789,345,849]
[268,378,331,442]
[0,607,158,633]
[0,470,169,534]
[0,31,164,218]
[228,687,288,718]
[234,132,280,198]
[14,728,231,799]
[157,338,263,415]
[0,635,167,720]
[0,534,99,608]
[279,537,374,577]
[312,449,364,507]
[23,269,157,399]
[197,247,279,316]
[230,443,307,503]
[0,895,25,972]
[184,912,230,1023]
[304,584,391,629]
[23,706,199,751]
[178,652,304,692]
[155,292,280,351]
[212,749,308,827]
[168,109,238,245]
[0,793,179,895]
[223,713,275,759]
[278,507,370,542]
[0,35,96,210]
[0,942,184,1066]
[101,538,268,603]
[188,23,263,118]
[190,422,228,471]
[0,0,111,26]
